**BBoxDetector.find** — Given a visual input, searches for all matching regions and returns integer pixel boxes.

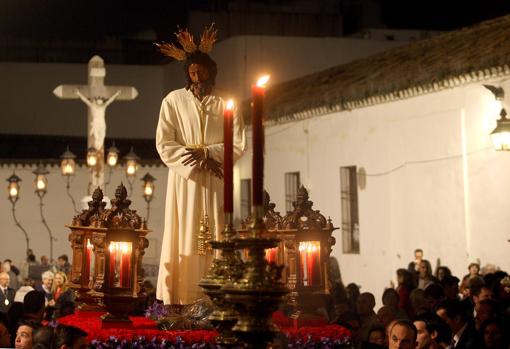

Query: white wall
[0,164,168,268]
[238,78,510,303]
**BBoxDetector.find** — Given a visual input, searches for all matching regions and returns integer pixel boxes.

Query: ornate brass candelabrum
[199,213,244,346]
[223,206,289,349]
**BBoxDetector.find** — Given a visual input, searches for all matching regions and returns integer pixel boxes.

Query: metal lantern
[67,184,149,324]
[60,146,77,176]
[33,163,49,198]
[6,173,21,204]
[491,109,510,151]
[106,142,120,167]
[123,147,140,177]
[86,147,99,167]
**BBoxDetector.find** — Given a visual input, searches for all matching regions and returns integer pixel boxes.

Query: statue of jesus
[75,89,121,150]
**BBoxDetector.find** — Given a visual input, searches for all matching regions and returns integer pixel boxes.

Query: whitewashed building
[235,14,510,301]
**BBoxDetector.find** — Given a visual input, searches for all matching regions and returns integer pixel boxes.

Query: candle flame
[226,99,234,110]
[256,75,270,88]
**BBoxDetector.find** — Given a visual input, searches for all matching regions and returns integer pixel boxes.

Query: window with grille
[340,166,360,254]
[285,172,300,213]
[240,179,252,221]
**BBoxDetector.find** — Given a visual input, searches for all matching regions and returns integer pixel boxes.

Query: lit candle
[120,242,130,288]
[251,75,270,206]
[223,99,234,213]
[109,242,116,288]
[84,239,92,287]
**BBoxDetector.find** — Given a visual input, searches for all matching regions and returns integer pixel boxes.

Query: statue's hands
[181,147,207,167]
[200,158,223,179]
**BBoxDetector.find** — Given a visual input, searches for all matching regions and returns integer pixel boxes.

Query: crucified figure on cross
[75,89,121,151]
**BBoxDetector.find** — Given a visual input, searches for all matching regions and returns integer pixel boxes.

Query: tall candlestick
[251,75,270,207]
[224,99,234,213]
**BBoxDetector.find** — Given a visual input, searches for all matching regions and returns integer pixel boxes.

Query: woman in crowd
[51,272,75,319]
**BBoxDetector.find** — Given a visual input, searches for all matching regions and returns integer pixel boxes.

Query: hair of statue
[183,51,217,89]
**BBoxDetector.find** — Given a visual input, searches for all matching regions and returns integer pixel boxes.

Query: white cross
[53,55,138,190]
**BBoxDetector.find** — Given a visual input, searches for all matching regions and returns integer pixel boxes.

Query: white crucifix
[53,55,138,193]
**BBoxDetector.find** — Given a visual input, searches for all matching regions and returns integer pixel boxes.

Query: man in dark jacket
[0,272,15,314]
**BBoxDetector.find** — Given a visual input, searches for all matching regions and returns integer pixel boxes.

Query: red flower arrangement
[58,310,351,347]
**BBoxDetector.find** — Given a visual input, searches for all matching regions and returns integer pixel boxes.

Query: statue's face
[188,63,210,84]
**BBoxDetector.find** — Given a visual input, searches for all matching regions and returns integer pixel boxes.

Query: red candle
[251,75,269,206]
[120,243,131,288]
[109,243,116,288]
[223,100,234,213]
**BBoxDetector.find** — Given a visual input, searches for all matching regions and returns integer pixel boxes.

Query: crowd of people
[0,249,81,348]
[1,247,510,349]
[330,249,510,349]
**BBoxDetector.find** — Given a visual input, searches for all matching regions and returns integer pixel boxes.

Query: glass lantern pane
[298,241,321,287]
[108,241,132,288]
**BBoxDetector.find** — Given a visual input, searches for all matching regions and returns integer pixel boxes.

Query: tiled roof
[258,14,510,125]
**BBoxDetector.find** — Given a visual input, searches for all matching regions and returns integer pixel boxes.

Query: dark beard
[191,81,212,100]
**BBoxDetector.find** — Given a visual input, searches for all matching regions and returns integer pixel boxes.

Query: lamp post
[60,146,79,213]
[123,147,140,195]
[490,109,510,151]
[6,174,30,250]
[33,163,55,262]
[141,173,156,224]
[105,142,120,193]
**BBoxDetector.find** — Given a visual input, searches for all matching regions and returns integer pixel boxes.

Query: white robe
[155,88,246,304]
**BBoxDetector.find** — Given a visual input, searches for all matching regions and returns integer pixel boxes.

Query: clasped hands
[181,147,223,179]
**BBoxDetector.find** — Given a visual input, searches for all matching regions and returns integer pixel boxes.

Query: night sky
[1,0,510,41]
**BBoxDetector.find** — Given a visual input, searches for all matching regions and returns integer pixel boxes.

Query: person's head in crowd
[388,319,418,349]
[57,255,68,269]
[440,275,460,300]
[357,292,376,317]
[367,324,386,347]
[475,299,499,330]
[22,290,46,322]
[32,326,55,349]
[383,288,400,309]
[413,312,451,349]
[1,260,12,273]
[52,272,68,292]
[465,275,485,300]
[0,271,10,289]
[15,285,35,303]
[435,266,451,283]
[438,299,470,334]
[0,312,11,348]
[414,249,424,264]
[473,285,493,311]
[27,254,36,264]
[397,269,415,290]
[15,320,40,349]
[410,289,428,316]
[41,271,54,291]
[377,305,397,329]
[480,317,510,349]
[418,260,433,280]
[55,325,88,349]
[481,264,498,276]
[39,256,49,267]
[423,283,444,310]
[346,283,361,302]
[468,263,480,277]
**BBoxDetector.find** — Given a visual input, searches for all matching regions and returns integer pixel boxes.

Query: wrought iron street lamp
[141,173,156,223]
[6,173,29,250]
[60,146,79,212]
[491,109,510,151]
[32,163,55,261]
